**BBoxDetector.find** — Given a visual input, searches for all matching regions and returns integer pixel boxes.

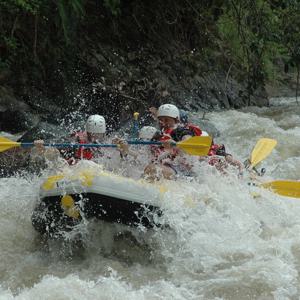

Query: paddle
[249,138,277,168]
[0,135,212,156]
[260,180,300,199]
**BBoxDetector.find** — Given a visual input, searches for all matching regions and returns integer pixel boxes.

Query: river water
[0,98,299,299]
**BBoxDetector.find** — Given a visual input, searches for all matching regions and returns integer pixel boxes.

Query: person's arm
[33,140,61,160]
[149,107,158,120]
[112,138,138,159]
[33,140,46,153]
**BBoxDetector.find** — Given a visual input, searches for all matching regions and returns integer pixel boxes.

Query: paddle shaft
[0,140,172,149]
[0,135,212,156]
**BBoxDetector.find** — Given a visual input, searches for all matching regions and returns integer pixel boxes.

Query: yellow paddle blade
[261,180,300,199]
[177,136,212,156]
[0,136,21,152]
[250,138,277,168]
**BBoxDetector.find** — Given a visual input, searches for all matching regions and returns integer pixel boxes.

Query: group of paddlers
[34,104,244,180]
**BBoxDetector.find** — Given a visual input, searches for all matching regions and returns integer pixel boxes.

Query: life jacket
[207,144,227,166]
[160,128,173,141]
[73,131,93,160]
[151,126,188,161]
[60,131,93,164]
[208,144,226,156]
[150,131,172,161]
[186,124,202,136]
[169,126,196,142]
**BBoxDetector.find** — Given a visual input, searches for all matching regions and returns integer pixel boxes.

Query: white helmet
[86,115,106,134]
[157,104,180,119]
[201,131,209,136]
[139,126,158,140]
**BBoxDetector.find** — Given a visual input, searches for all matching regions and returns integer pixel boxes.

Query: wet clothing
[170,126,196,142]
[60,131,104,165]
[73,132,94,160]
[207,143,231,166]
[150,126,186,161]
[159,125,198,142]
[208,144,228,157]
[151,125,200,176]
[185,124,202,137]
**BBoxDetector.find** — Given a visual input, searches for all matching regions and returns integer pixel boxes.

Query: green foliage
[217,0,286,87]
[217,13,245,66]
[57,0,85,43]
[103,0,121,16]
[0,0,41,13]
[15,0,41,13]
[279,3,300,65]
[0,0,299,99]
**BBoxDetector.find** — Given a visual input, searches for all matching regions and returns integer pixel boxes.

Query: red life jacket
[151,127,179,161]
[208,144,227,156]
[73,131,93,161]
[150,135,171,161]
[148,127,176,160]
[208,144,219,156]
[160,128,173,141]
[208,144,227,166]
[186,124,202,136]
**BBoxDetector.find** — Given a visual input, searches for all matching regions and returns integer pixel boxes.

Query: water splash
[1,100,300,298]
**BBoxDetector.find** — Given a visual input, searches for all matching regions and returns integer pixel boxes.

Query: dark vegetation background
[1,0,300,132]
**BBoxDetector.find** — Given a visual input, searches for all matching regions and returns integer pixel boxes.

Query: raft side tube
[32,192,163,235]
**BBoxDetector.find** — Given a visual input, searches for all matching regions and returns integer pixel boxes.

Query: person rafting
[176,110,242,176]
[67,114,107,163]
[109,125,161,179]
[33,114,108,165]
[113,105,196,180]
[149,106,202,137]
[113,125,160,161]
[149,105,242,178]
[204,142,244,177]
[144,104,199,180]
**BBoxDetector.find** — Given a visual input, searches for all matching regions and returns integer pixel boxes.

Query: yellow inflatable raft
[31,167,166,236]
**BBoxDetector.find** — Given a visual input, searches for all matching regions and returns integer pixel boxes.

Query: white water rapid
[0,98,300,299]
